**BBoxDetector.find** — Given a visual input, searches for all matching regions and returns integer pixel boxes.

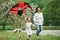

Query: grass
[43,26,60,30]
[0,25,60,30]
[0,30,60,40]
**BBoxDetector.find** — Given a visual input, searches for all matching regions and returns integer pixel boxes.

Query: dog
[13,29,22,33]
[13,29,22,37]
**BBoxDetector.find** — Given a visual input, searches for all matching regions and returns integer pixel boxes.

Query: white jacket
[33,12,44,25]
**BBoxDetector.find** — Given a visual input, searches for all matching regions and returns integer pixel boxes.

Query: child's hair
[26,17,29,20]
[25,17,30,23]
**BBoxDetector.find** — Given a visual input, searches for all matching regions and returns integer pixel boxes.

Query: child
[25,17,32,40]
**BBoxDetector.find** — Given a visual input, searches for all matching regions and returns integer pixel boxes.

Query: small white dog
[13,29,22,37]
[13,29,22,33]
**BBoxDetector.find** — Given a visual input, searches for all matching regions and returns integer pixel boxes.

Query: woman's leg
[36,25,42,37]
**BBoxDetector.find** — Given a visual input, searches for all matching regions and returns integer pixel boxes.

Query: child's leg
[27,35,31,40]
[27,35,29,40]
[26,30,32,40]
[29,35,31,38]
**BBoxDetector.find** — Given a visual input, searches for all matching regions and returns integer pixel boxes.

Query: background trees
[30,0,60,26]
[42,0,60,26]
[0,0,60,26]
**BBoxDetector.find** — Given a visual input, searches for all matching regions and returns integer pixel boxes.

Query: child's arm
[32,24,35,27]
[31,23,36,27]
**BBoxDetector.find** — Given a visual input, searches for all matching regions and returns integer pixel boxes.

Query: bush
[42,0,60,26]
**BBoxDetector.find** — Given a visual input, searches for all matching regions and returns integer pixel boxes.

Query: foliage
[0,0,37,28]
[0,0,60,27]
[42,0,60,26]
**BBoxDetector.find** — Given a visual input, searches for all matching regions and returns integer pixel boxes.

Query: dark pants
[36,25,42,36]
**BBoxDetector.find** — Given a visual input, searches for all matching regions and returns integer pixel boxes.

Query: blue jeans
[36,25,42,36]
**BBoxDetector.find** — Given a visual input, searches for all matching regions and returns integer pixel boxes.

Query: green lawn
[0,31,60,40]
[43,26,60,30]
[0,26,60,30]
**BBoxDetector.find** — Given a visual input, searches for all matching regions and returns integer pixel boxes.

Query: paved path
[8,30,60,36]
[22,30,60,36]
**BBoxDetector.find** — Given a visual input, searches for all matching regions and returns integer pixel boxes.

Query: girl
[25,17,32,40]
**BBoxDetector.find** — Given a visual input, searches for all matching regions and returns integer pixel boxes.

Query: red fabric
[18,2,28,9]
[9,7,18,15]
[18,1,24,8]
[23,5,28,9]
[9,1,31,15]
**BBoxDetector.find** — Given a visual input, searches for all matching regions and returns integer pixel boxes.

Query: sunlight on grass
[0,31,60,40]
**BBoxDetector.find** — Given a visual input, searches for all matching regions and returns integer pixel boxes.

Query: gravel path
[22,30,60,36]
[8,30,60,36]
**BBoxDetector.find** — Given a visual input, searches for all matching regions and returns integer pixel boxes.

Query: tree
[0,0,33,29]
[42,0,60,26]
[30,0,50,9]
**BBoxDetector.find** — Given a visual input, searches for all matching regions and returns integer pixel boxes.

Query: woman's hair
[35,7,40,12]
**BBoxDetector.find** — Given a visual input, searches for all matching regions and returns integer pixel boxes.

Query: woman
[33,7,44,38]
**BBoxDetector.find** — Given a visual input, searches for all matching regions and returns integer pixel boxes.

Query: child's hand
[33,25,35,26]
[32,24,37,27]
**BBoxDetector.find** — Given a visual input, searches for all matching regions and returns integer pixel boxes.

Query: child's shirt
[26,22,32,30]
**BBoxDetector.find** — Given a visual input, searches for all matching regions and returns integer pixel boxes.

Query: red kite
[9,1,32,16]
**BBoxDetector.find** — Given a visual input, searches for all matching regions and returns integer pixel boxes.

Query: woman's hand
[36,20,38,23]
[42,21,44,25]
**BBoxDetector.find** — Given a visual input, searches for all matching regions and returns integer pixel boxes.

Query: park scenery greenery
[0,0,60,30]
[0,31,60,40]
[0,0,60,40]
[0,0,60,27]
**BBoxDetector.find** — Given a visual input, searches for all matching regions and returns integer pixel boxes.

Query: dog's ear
[14,30,18,33]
